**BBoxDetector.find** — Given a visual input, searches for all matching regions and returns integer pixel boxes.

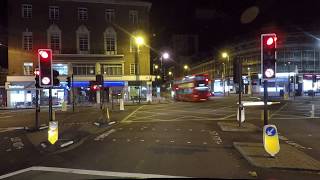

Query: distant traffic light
[290,76,294,83]
[38,49,53,87]
[34,68,40,88]
[261,34,277,79]
[66,76,71,88]
[89,81,100,91]
[53,69,60,86]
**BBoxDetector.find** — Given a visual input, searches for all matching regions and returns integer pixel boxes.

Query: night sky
[150,0,320,54]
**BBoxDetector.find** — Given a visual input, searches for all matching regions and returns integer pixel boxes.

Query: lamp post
[222,52,230,96]
[135,36,144,104]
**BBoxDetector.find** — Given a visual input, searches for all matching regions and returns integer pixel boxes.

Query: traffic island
[218,122,260,132]
[233,142,320,171]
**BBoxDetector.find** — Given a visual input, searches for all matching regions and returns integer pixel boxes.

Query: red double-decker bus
[173,74,211,102]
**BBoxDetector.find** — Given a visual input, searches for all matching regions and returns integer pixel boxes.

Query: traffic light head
[261,34,277,79]
[38,49,53,87]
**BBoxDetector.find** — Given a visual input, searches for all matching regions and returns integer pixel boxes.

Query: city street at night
[1,96,320,179]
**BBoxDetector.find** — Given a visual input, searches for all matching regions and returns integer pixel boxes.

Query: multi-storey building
[190,28,320,96]
[6,0,153,107]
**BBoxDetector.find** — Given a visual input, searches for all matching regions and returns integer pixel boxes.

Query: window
[101,64,123,76]
[79,34,89,52]
[72,64,95,75]
[104,27,117,55]
[22,4,32,18]
[49,6,59,20]
[47,25,61,54]
[130,64,138,75]
[22,31,32,50]
[129,10,138,24]
[23,63,33,75]
[53,64,68,75]
[78,8,88,20]
[76,25,90,53]
[105,9,115,22]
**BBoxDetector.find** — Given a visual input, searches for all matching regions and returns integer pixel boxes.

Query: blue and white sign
[265,126,276,136]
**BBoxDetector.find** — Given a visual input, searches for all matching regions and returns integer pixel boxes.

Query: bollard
[120,99,124,111]
[52,110,56,121]
[311,104,315,118]
[237,107,245,123]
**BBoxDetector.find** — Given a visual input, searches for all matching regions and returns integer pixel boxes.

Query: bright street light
[222,52,228,58]
[157,75,161,79]
[162,52,170,59]
[168,71,172,76]
[154,64,159,69]
[184,65,189,70]
[135,36,144,45]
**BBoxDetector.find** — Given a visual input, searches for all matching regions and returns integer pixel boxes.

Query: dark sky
[149,0,320,54]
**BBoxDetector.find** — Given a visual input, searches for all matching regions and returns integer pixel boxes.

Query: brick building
[6,0,154,107]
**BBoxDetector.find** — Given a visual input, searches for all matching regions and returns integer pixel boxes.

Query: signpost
[263,124,280,157]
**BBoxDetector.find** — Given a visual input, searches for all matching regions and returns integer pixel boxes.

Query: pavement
[1,95,320,179]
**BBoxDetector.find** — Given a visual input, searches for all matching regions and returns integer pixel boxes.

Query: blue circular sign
[265,127,276,136]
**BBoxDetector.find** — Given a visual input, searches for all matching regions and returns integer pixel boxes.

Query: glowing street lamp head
[157,75,161,79]
[168,71,172,76]
[154,64,159,69]
[135,36,144,45]
[162,52,170,59]
[184,65,189,70]
[222,52,228,58]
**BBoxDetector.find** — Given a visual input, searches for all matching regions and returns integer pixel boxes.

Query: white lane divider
[94,129,116,141]
[0,166,187,179]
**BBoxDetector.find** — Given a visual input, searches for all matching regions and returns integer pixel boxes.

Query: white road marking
[122,105,145,122]
[60,141,74,148]
[203,142,207,145]
[0,166,187,179]
[189,129,192,131]
[0,115,13,119]
[94,129,116,141]
[170,140,175,143]
[112,139,116,142]
[187,141,191,144]
[140,139,144,142]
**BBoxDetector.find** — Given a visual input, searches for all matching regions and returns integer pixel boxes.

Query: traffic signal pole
[263,80,268,125]
[49,87,53,122]
[238,59,243,127]
[35,88,39,130]
[72,74,75,112]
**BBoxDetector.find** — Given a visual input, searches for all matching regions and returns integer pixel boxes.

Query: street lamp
[168,71,172,76]
[222,52,230,96]
[134,35,144,104]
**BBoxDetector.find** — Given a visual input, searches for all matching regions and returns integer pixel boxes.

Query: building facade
[191,29,320,96]
[6,0,154,107]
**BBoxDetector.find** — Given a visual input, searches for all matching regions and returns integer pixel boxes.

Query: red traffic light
[266,37,274,45]
[39,50,49,59]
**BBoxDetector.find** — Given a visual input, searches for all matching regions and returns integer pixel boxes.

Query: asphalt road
[1,96,320,179]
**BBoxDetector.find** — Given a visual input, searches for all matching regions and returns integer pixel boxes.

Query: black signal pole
[72,74,75,112]
[49,87,53,122]
[35,88,39,130]
[238,58,243,127]
[263,80,268,125]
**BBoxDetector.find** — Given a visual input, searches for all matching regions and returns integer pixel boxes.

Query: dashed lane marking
[94,129,116,141]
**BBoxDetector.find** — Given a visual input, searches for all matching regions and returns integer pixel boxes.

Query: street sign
[263,124,280,156]
[48,121,58,144]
